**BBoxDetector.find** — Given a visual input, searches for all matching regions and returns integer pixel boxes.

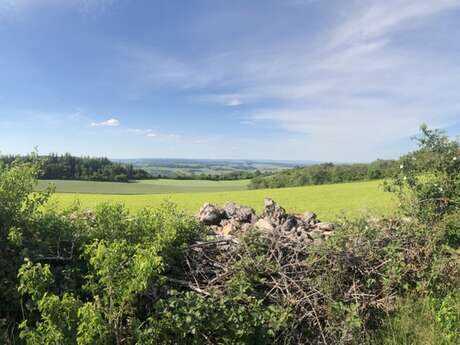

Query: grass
[48,180,396,221]
[35,179,250,195]
[370,290,460,345]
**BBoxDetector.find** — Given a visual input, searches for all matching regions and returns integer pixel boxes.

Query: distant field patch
[35,179,250,195]
[49,180,396,221]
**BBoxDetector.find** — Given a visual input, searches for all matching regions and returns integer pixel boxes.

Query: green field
[36,179,250,195]
[48,180,396,221]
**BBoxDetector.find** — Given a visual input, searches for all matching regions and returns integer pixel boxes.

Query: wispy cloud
[0,0,117,17]
[199,94,247,107]
[127,128,179,140]
[127,128,152,134]
[117,0,460,160]
[91,118,120,127]
[330,0,460,47]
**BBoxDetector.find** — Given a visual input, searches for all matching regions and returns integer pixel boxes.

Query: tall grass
[371,290,460,345]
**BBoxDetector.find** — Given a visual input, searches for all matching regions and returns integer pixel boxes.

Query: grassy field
[36,179,250,195]
[48,180,396,221]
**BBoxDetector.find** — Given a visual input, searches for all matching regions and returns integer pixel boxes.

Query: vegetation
[165,169,263,181]
[120,158,297,180]
[0,153,151,182]
[0,126,459,344]
[35,179,250,195]
[49,179,395,220]
[373,291,460,345]
[248,159,398,189]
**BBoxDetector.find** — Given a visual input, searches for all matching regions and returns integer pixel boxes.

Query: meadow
[36,179,250,194]
[48,180,396,221]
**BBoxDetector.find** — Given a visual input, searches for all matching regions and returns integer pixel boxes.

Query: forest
[0,153,152,182]
[248,159,399,189]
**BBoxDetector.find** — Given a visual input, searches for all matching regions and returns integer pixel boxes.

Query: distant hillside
[116,158,316,179]
[248,159,399,189]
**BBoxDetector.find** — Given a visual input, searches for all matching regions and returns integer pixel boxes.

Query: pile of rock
[198,198,334,244]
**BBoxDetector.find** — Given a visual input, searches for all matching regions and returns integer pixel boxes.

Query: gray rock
[263,198,287,225]
[304,211,318,225]
[199,203,224,226]
[281,215,298,232]
[198,199,335,246]
[223,202,256,223]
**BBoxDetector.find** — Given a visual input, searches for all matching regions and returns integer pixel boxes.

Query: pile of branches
[168,215,443,344]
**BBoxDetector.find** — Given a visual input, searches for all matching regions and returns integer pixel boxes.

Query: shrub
[385,124,460,224]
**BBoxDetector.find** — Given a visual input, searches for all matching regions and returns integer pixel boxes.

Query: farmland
[35,179,250,195]
[48,180,396,221]
[116,158,306,177]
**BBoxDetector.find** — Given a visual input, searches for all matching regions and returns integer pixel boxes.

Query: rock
[221,223,234,236]
[281,215,297,232]
[199,203,224,226]
[254,218,274,232]
[263,198,287,225]
[223,202,256,223]
[295,224,309,233]
[316,223,334,231]
[303,211,318,225]
[198,199,335,246]
[264,198,275,208]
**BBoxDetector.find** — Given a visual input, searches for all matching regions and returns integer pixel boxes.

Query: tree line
[248,159,399,189]
[0,153,151,182]
[160,170,265,181]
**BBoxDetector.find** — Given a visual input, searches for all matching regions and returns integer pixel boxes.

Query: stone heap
[198,198,334,244]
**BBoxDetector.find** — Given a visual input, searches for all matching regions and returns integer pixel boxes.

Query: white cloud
[127,128,153,134]
[126,127,179,140]
[91,118,119,127]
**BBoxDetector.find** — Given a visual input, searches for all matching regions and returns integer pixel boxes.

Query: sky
[1,0,460,162]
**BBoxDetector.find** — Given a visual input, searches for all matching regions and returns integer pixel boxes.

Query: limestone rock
[199,203,224,226]
[263,198,287,225]
[223,202,256,223]
[197,199,335,245]
[281,215,298,232]
[303,211,318,225]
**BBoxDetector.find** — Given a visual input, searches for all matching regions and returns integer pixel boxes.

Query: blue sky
[1,0,460,162]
